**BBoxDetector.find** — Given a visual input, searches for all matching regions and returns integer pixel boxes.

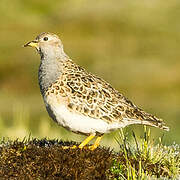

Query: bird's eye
[43,37,48,41]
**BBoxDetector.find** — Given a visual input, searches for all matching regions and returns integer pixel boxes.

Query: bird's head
[24,32,66,59]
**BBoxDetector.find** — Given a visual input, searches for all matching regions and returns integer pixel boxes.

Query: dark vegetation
[0,139,113,179]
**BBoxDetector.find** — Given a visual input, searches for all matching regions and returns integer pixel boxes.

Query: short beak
[24,40,39,49]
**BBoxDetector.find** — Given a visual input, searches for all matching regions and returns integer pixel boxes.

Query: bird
[24,32,169,150]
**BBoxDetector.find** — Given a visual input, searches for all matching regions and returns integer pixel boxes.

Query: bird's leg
[89,136,102,150]
[78,134,95,149]
[63,134,98,150]
[62,134,95,149]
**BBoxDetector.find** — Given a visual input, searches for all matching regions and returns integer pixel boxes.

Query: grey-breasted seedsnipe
[24,32,169,150]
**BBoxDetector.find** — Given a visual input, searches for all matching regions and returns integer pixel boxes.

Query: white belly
[44,96,125,135]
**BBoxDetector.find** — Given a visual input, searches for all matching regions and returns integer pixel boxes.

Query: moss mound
[0,139,113,179]
[0,129,179,179]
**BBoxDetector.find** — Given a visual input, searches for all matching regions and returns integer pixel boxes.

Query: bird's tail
[128,108,170,131]
[140,118,169,131]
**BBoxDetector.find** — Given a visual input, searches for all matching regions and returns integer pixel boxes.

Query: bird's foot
[62,136,102,150]
[62,145,77,149]
[88,144,98,150]
[62,144,99,150]
[88,136,102,150]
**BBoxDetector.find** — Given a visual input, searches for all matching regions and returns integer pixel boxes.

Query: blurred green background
[0,0,179,149]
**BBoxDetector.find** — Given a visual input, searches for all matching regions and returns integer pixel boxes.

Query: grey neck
[38,47,68,96]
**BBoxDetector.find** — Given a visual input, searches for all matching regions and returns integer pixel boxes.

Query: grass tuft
[110,126,180,179]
